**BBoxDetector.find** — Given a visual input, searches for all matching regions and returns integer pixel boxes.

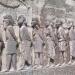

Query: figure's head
[55,19,63,29]
[3,15,14,29]
[45,15,52,26]
[17,15,27,27]
[31,17,40,29]
[67,18,74,27]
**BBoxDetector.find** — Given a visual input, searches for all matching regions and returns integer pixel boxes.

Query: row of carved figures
[0,14,75,72]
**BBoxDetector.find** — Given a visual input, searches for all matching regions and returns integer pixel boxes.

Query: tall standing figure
[53,19,60,65]
[45,23,55,66]
[0,26,5,71]
[69,21,75,64]
[58,20,70,65]
[3,15,17,72]
[32,18,45,68]
[18,15,32,70]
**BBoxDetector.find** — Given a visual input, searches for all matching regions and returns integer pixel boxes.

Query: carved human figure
[3,15,17,72]
[69,21,75,64]
[53,19,60,65]
[13,23,20,67]
[0,26,5,71]
[58,21,70,65]
[44,22,55,66]
[32,18,45,68]
[18,15,32,70]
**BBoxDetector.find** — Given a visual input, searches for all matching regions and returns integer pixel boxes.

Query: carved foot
[44,64,50,68]
[32,65,42,70]
[1,69,9,72]
[72,61,75,65]
[55,63,61,67]
[17,67,24,71]
[24,66,32,70]
[32,65,38,69]
[49,64,55,68]
[67,61,72,65]
[60,63,67,67]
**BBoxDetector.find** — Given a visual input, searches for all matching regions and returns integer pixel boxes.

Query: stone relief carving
[0,14,74,72]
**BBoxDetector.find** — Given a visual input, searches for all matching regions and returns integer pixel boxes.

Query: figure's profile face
[18,16,26,27]
[3,19,9,29]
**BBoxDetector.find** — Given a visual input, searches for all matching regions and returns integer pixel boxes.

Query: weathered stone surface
[33,69,38,75]
[0,0,75,75]
[0,64,75,75]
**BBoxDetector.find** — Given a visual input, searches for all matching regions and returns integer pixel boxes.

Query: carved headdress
[32,17,40,28]
[3,14,14,26]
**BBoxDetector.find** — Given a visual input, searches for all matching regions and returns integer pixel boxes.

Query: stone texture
[0,64,75,75]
